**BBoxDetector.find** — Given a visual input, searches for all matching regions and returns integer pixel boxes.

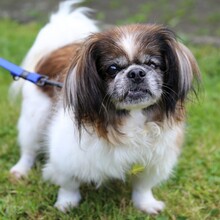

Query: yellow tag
[129,164,145,175]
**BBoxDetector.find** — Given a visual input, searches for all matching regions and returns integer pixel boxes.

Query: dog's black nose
[127,68,146,83]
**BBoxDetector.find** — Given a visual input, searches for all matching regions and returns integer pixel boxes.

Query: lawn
[0,19,219,220]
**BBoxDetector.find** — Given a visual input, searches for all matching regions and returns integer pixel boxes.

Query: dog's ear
[174,42,201,99]
[64,35,109,133]
[157,29,201,114]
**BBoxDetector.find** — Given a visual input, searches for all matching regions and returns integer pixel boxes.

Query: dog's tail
[22,0,98,71]
[10,0,99,99]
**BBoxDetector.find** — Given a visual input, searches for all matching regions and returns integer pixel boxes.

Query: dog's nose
[127,68,146,83]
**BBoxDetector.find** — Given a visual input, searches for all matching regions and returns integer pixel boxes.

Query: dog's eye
[106,65,121,77]
[145,58,161,69]
[148,61,158,69]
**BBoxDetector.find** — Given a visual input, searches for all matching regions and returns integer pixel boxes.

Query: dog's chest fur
[45,107,182,185]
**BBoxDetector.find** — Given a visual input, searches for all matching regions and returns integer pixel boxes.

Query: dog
[10,0,200,214]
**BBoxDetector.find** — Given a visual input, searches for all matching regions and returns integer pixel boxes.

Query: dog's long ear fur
[64,36,105,131]
[175,42,201,99]
[64,36,127,138]
[156,28,201,114]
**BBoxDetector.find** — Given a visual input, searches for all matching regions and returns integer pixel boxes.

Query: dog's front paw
[136,199,165,214]
[54,201,78,213]
[132,190,165,215]
[55,188,81,212]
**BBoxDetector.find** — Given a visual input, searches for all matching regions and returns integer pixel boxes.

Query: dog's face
[106,60,163,110]
[97,28,165,110]
[64,24,200,138]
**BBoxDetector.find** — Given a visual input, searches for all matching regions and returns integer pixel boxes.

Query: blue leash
[0,57,63,88]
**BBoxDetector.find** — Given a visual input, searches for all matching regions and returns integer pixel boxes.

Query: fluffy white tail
[22,0,98,71]
[10,0,99,98]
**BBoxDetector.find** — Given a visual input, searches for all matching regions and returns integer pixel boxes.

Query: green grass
[0,19,220,220]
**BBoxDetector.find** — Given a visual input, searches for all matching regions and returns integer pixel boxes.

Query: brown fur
[35,43,81,98]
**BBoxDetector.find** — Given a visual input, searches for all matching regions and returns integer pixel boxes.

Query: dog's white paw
[137,199,165,214]
[10,164,29,179]
[55,188,81,212]
[132,190,165,215]
[54,201,79,213]
[10,154,35,179]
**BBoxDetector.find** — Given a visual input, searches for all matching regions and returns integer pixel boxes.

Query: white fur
[10,0,99,97]
[22,0,98,72]
[44,108,182,185]
[11,0,183,215]
[10,83,51,178]
[120,33,138,61]
[43,107,182,213]
[10,0,99,176]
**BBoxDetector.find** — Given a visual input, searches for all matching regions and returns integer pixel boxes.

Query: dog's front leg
[54,179,81,212]
[131,168,166,215]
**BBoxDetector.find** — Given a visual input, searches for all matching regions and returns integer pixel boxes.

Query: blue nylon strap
[0,57,43,83]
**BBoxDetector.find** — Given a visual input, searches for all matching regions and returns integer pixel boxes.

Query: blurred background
[0,0,220,45]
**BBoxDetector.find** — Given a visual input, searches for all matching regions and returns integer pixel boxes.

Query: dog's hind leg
[10,84,51,179]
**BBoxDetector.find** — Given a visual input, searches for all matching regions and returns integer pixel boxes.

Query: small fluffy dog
[10,0,200,214]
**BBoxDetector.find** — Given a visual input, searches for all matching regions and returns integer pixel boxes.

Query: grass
[0,19,220,220]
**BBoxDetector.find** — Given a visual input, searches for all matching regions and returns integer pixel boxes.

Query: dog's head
[64,24,200,138]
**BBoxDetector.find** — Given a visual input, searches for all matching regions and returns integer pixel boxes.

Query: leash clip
[12,75,20,81]
[36,76,49,87]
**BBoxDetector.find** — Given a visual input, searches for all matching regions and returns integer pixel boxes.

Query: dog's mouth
[124,88,153,100]
[112,86,159,110]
